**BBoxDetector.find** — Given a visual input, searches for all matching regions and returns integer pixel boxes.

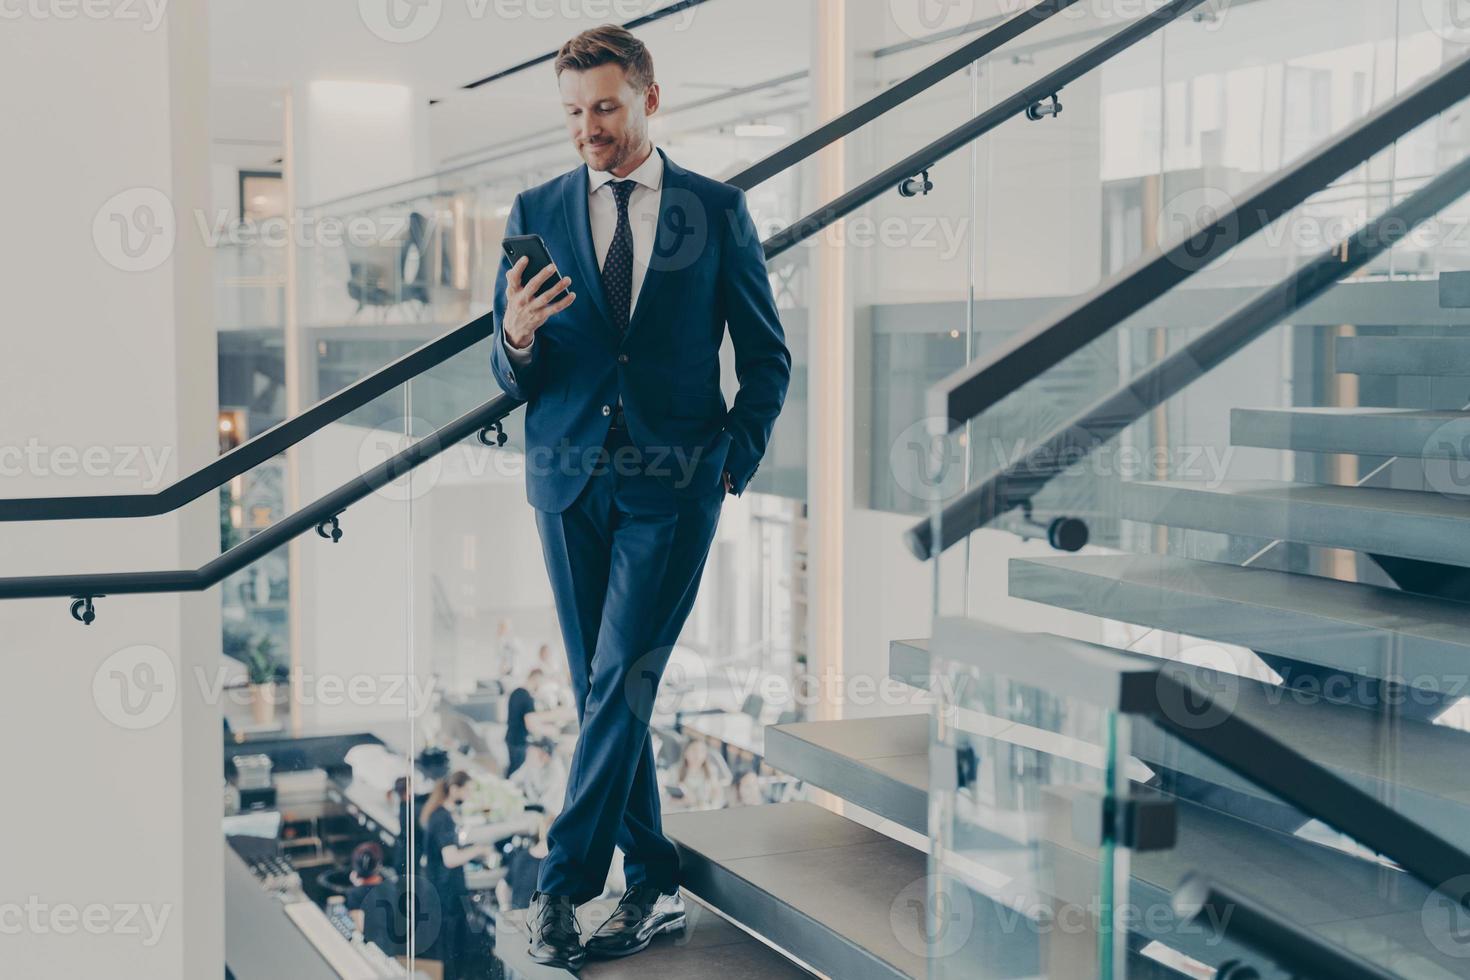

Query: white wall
[293,422,433,732]
[0,3,221,977]
[293,79,429,208]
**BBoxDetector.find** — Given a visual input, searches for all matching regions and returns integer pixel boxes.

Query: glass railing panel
[926,80,1470,979]
[1131,686,1469,978]
[910,0,1423,543]
[223,380,424,979]
[928,627,1131,978]
[928,623,1470,978]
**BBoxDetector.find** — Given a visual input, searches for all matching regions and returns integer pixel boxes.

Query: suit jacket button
[602,405,611,416]
[617,354,629,364]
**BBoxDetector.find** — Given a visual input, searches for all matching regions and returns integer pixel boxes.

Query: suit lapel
[625,150,692,343]
[561,166,614,330]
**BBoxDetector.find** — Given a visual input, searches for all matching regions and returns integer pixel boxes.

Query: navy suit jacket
[490,150,791,514]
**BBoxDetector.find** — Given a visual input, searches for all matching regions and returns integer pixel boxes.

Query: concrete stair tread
[1012,554,1470,845]
[1231,405,1470,458]
[889,638,930,689]
[493,893,814,978]
[1122,479,1470,567]
[1009,553,1470,684]
[765,716,928,834]
[1337,336,1470,376]
[666,801,926,980]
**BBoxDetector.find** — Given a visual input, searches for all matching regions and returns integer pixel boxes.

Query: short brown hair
[555,25,655,91]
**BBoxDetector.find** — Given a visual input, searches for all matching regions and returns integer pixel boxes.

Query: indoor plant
[245,636,280,725]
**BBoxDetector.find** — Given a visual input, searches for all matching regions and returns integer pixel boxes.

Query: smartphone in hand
[502,234,566,300]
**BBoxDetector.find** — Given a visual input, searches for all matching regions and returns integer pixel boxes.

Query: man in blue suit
[488,24,790,969]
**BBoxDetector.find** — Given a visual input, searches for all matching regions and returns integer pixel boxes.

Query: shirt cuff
[503,331,534,366]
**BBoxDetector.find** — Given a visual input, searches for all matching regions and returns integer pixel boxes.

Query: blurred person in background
[346,843,400,956]
[419,771,495,980]
[388,776,414,879]
[510,735,569,817]
[496,811,553,913]
[731,770,764,808]
[663,738,731,812]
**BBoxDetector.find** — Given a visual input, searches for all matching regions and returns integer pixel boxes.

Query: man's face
[559,62,659,175]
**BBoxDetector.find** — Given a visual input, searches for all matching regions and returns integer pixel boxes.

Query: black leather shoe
[584,884,686,958]
[527,890,586,970]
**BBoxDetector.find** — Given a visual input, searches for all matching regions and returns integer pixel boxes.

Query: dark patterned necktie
[601,180,636,336]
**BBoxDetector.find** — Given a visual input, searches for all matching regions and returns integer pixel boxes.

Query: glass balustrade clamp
[315,513,344,544]
[1024,92,1063,120]
[897,168,933,198]
[69,595,100,626]
[476,421,508,448]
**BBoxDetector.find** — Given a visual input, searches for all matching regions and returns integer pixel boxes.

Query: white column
[0,1,221,977]
[808,0,851,724]
[283,78,434,733]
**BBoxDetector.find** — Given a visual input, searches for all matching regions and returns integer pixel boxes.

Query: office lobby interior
[8,1,1470,977]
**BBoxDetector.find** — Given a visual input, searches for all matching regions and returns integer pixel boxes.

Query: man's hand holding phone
[503,257,575,351]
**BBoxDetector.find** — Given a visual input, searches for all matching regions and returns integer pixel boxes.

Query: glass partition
[927,626,1133,979]
[924,17,1470,975]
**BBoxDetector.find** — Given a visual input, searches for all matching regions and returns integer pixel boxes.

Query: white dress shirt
[503,146,664,366]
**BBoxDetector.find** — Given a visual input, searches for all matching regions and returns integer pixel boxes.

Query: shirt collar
[587,146,664,194]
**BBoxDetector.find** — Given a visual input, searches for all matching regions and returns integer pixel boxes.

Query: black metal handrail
[906,47,1470,557]
[0,395,519,603]
[906,144,1470,558]
[1,2,1230,612]
[1172,875,1398,980]
[760,0,1212,259]
[0,312,496,523]
[7,0,1081,526]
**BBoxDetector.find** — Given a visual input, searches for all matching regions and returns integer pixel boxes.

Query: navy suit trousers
[533,423,723,902]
